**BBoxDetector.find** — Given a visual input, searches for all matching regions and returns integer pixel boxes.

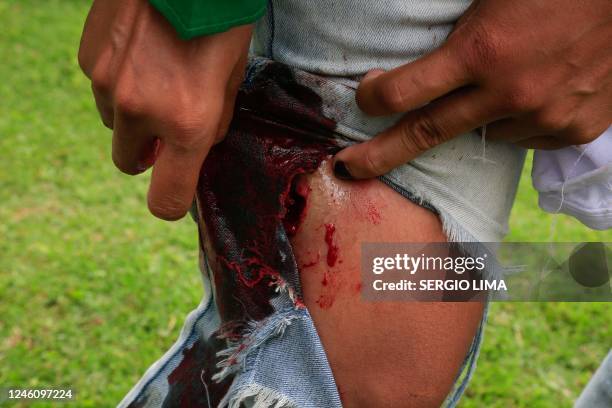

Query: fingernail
[334,160,354,180]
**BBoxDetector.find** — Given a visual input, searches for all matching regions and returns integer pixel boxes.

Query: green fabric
[149,0,266,39]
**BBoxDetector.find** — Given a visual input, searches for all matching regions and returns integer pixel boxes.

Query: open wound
[162,62,339,407]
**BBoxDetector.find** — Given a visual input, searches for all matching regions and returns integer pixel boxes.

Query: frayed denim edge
[216,310,305,408]
[213,307,301,384]
[117,254,216,408]
[378,174,512,282]
[224,384,298,408]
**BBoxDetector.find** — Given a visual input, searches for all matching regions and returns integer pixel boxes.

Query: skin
[291,161,484,408]
[335,0,612,179]
[78,0,252,221]
[79,0,612,217]
[78,1,607,404]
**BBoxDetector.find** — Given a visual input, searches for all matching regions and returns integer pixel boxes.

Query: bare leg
[290,160,484,408]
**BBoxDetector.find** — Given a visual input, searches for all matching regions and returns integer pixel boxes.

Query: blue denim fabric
[575,350,612,408]
[119,252,488,407]
[118,58,497,408]
[252,0,472,76]
[120,262,343,408]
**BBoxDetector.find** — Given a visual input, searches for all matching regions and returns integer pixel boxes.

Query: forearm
[149,0,265,39]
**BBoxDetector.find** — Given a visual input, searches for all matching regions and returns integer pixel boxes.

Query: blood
[316,293,335,309]
[366,202,382,225]
[324,223,339,267]
[321,270,330,286]
[317,224,341,308]
[157,336,232,408]
[195,61,339,327]
[301,252,320,268]
[282,177,311,236]
[165,61,341,404]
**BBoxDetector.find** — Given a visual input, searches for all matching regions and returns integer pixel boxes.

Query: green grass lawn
[0,1,610,407]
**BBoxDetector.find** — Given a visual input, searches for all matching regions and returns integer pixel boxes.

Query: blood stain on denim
[187,60,341,404]
[160,336,232,408]
[196,61,339,325]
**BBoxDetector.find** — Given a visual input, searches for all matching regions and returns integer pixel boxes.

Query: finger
[486,117,541,143]
[78,1,133,76]
[214,93,236,144]
[112,111,158,175]
[452,0,480,32]
[92,85,115,129]
[214,53,248,143]
[334,88,500,179]
[89,47,117,128]
[517,136,571,150]
[356,45,470,116]
[147,138,212,221]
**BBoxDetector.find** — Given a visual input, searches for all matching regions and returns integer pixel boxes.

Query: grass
[0,1,610,407]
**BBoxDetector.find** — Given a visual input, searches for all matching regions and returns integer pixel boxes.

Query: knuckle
[148,196,187,221]
[165,108,213,148]
[363,148,388,176]
[171,114,205,136]
[505,80,540,113]
[533,109,571,133]
[77,48,91,76]
[375,79,408,113]
[90,66,112,96]
[167,116,207,147]
[401,112,448,153]
[461,22,505,75]
[113,87,146,118]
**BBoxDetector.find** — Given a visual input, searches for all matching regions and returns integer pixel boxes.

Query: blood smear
[324,223,339,267]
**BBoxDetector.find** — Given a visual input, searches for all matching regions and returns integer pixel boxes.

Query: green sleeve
[149,0,267,39]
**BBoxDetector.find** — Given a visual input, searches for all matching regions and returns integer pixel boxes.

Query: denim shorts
[118,56,522,408]
[120,1,525,406]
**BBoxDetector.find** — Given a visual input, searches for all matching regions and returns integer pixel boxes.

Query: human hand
[333,0,612,179]
[78,0,252,219]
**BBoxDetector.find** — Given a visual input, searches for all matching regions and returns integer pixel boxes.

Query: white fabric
[532,127,612,230]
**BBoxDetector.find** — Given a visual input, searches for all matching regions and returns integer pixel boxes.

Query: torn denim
[118,58,520,408]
